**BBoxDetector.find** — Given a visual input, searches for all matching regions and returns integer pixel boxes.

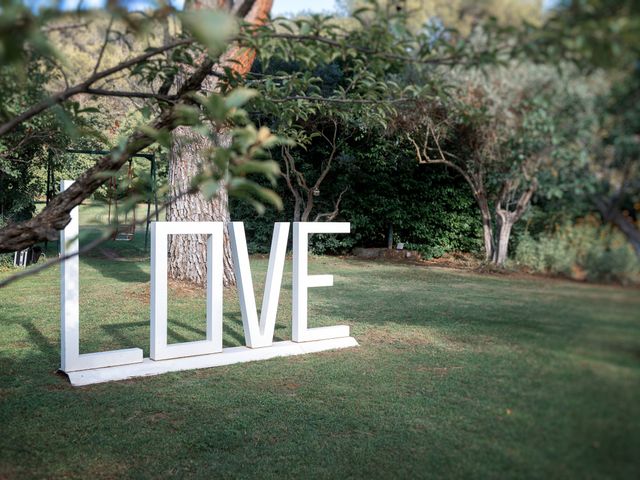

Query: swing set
[46,149,160,250]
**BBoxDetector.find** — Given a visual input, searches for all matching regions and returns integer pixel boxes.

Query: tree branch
[314,186,348,222]
[407,131,479,197]
[266,96,413,105]
[0,56,215,254]
[0,38,193,137]
[85,88,176,103]
[92,15,115,76]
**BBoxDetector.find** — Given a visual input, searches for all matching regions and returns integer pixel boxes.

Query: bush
[0,253,14,270]
[0,217,16,271]
[402,242,447,259]
[309,233,357,255]
[514,216,640,284]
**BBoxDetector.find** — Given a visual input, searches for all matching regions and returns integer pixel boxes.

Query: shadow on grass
[20,320,58,358]
[82,257,149,284]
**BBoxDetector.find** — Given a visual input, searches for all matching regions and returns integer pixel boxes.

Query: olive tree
[406,63,598,264]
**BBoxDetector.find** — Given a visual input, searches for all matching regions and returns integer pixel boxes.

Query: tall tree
[522,0,640,257]
[405,63,596,264]
[0,3,282,278]
[167,0,273,287]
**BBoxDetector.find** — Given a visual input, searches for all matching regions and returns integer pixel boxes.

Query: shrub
[0,217,16,271]
[310,233,357,255]
[402,242,448,259]
[514,216,640,284]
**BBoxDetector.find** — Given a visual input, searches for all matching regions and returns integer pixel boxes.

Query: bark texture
[476,190,494,262]
[167,0,273,287]
[492,178,537,265]
[167,129,235,286]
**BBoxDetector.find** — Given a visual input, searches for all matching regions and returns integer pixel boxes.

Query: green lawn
[1,228,639,479]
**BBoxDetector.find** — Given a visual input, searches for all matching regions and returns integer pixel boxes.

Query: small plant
[0,217,15,271]
[309,233,356,255]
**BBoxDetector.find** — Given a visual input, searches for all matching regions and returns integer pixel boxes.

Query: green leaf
[225,88,259,109]
[200,179,221,199]
[180,10,237,57]
[233,160,281,177]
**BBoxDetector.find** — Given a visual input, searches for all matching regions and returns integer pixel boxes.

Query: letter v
[229,222,290,348]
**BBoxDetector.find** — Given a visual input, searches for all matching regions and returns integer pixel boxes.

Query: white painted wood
[150,221,224,360]
[60,179,79,371]
[66,337,359,386]
[59,180,143,372]
[292,222,351,343]
[229,222,290,348]
[58,208,357,384]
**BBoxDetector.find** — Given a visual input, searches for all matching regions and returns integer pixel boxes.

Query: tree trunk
[610,213,640,258]
[300,193,314,222]
[492,178,536,265]
[293,196,302,222]
[166,0,273,287]
[480,206,494,262]
[597,199,640,259]
[494,212,514,266]
[167,128,235,286]
[475,191,494,262]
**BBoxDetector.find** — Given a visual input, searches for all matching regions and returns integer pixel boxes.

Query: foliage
[521,0,640,70]
[0,217,13,270]
[399,61,601,264]
[342,0,544,33]
[593,69,640,221]
[0,3,292,256]
[231,129,482,256]
[517,0,640,258]
[0,51,76,221]
[515,216,640,284]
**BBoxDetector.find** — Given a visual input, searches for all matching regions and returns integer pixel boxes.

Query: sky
[48,0,556,16]
[52,0,338,15]
[272,0,338,16]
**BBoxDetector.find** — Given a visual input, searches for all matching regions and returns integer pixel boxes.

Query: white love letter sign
[59,181,358,386]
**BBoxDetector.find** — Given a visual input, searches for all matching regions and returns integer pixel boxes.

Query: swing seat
[112,224,135,241]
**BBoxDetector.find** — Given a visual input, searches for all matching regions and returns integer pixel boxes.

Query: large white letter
[292,222,350,342]
[229,222,289,348]
[60,180,143,372]
[150,221,223,360]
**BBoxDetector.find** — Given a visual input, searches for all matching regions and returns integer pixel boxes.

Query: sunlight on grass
[0,231,639,478]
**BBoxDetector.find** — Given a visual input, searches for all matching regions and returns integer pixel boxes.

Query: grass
[1,219,639,479]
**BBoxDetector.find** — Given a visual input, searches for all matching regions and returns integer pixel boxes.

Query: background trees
[0,0,638,285]
[0,2,283,259]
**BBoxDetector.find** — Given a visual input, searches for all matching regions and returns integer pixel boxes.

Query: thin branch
[0,56,216,254]
[0,180,207,289]
[0,233,108,289]
[314,119,339,191]
[267,95,412,105]
[281,146,301,196]
[314,186,348,222]
[92,15,115,76]
[0,38,193,137]
[407,131,479,197]
[85,88,176,103]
